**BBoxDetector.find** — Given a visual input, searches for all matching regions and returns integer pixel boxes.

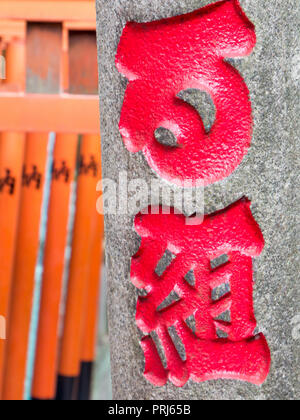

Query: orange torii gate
[0,0,103,400]
[0,0,99,133]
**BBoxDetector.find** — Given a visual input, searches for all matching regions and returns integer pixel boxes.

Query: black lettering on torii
[22,165,42,190]
[0,169,16,195]
[52,160,70,183]
[79,155,98,177]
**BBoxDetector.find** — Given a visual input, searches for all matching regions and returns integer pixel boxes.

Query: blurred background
[0,0,112,400]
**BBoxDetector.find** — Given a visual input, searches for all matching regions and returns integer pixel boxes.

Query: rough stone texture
[96,0,299,400]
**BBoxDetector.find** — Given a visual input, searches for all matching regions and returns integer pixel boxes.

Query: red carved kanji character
[116,0,256,186]
[131,199,271,387]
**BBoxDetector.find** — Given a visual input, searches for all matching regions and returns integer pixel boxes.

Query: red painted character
[132,199,271,386]
[116,0,256,186]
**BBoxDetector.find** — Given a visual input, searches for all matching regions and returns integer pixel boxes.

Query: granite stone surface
[96,0,299,400]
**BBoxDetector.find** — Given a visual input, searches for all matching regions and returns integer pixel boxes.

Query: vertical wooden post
[2,133,48,400]
[77,139,103,401]
[31,134,78,400]
[56,134,101,400]
[0,38,26,396]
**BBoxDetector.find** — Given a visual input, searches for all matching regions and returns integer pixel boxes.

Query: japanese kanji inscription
[132,200,271,386]
[114,0,272,389]
[116,0,256,186]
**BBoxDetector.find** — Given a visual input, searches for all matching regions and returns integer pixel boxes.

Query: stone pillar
[96,0,299,400]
